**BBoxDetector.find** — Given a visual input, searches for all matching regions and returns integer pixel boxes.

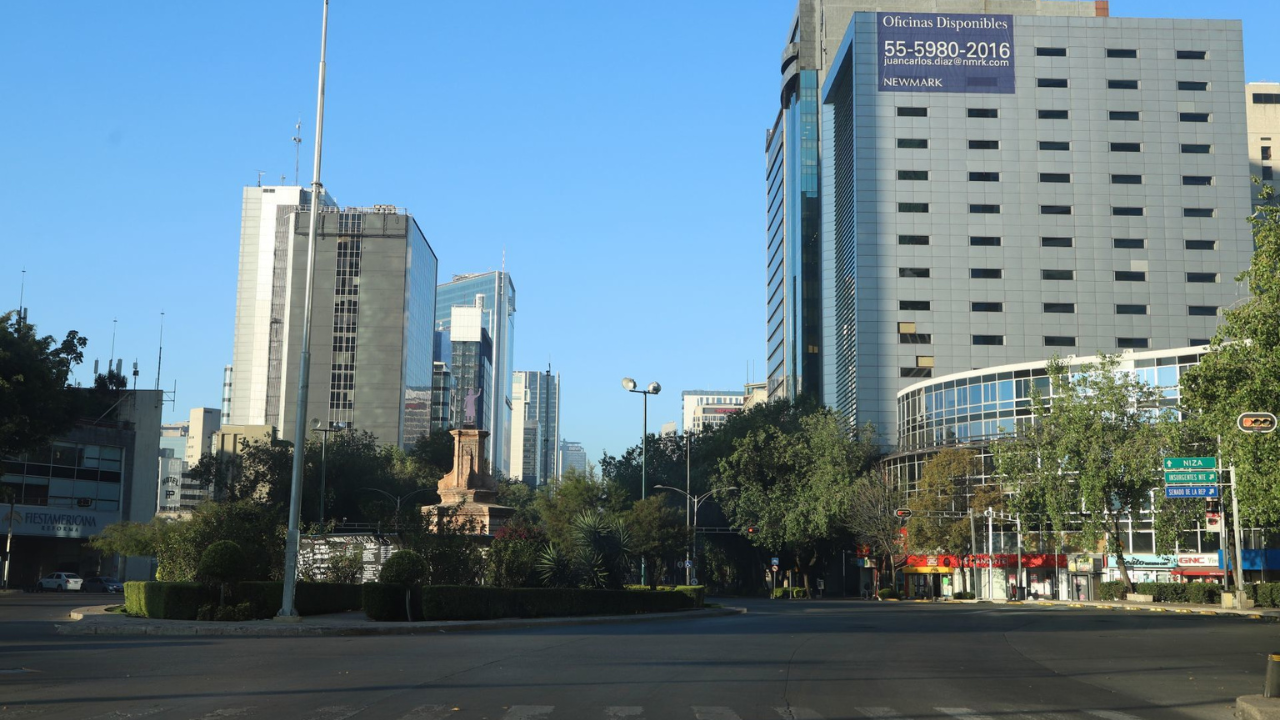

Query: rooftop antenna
[17,268,26,322]
[292,117,303,185]
[108,318,118,375]
[256,171,265,187]
[155,311,165,390]
[132,360,139,390]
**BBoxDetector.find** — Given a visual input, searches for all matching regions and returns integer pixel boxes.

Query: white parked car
[37,572,83,592]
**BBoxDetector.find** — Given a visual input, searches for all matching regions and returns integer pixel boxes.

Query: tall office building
[436,271,516,474]
[804,2,1250,444]
[1248,83,1279,197]
[430,361,453,434]
[228,187,438,448]
[681,390,746,434]
[441,301,494,434]
[559,439,588,477]
[511,370,560,487]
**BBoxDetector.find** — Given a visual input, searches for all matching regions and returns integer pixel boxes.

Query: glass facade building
[511,370,560,487]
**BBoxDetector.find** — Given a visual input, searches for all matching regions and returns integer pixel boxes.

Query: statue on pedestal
[425,427,512,536]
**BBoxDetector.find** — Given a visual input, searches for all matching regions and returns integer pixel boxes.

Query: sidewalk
[58,604,746,637]
[979,596,1280,620]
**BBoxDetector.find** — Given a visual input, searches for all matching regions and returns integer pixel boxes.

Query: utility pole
[969,508,977,596]
[987,507,994,601]
[685,433,692,586]
[1230,463,1247,609]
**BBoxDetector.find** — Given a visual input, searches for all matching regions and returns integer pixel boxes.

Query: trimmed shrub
[1135,582,1189,603]
[122,582,210,619]
[1254,583,1280,608]
[234,581,363,618]
[877,587,901,600]
[364,582,419,621]
[952,591,976,600]
[1186,583,1222,605]
[380,550,428,587]
[196,540,245,605]
[398,586,701,622]
[1099,581,1128,601]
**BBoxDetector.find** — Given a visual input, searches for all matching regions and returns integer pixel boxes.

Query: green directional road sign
[1163,457,1216,470]
[1165,470,1219,484]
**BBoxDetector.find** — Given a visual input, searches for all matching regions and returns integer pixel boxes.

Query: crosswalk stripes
[692,708,741,720]
[192,710,255,719]
[855,708,903,718]
[306,706,361,720]
[395,706,451,720]
[775,707,824,720]
[501,707,556,720]
[937,709,994,720]
[604,708,644,718]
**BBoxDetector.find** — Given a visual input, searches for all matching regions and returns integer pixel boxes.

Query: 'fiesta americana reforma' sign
[1,505,118,539]
[877,13,1016,94]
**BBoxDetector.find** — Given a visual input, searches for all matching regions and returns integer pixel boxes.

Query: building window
[1113,238,1145,249]
[899,267,930,278]
[1180,112,1211,123]
[1044,302,1075,313]
[1190,338,1211,346]
[973,335,1005,346]
[1188,305,1219,316]
[1184,208,1216,218]
[898,106,928,117]
[901,367,933,378]
[970,236,1001,247]
[1187,272,1219,283]
[968,108,999,118]
[1041,205,1072,215]
[1112,174,1143,185]
[1041,237,1073,248]
[899,203,930,213]
[1185,240,1216,250]
[1113,207,1144,217]
[1114,271,1146,282]
[1178,81,1209,91]
[1108,80,1140,90]
[898,234,930,245]
[898,138,929,149]
[1182,144,1212,154]
[969,204,1001,214]
[1183,176,1214,186]
[1265,167,1275,181]
[1107,48,1138,59]
[971,302,1003,312]
[1116,304,1148,315]
[1045,336,1076,347]
[1040,173,1071,183]
[969,172,1000,182]
[1039,141,1070,151]
[1111,142,1142,153]
[1042,270,1074,281]
[899,333,932,344]
[898,170,930,180]
[969,140,1000,150]
[971,268,1002,279]
[1117,337,1150,349]
[1255,94,1280,105]
[1264,147,1273,161]
[899,300,931,311]
[1109,111,1141,121]
[1037,47,1067,57]
[1176,50,1207,60]
[1038,109,1069,119]
[1038,78,1068,88]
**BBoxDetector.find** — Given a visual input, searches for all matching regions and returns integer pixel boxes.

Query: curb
[57,605,746,637]
[1237,695,1280,720]
[978,598,1280,620]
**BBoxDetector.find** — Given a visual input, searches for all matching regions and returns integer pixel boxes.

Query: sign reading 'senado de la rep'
[877,13,1015,94]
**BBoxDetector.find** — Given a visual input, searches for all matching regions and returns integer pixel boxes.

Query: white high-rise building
[1248,83,1279,198]
[681,390,746,434]
[510,370,560,486]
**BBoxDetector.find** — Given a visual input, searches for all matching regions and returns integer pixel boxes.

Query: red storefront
[901,554,1067,599]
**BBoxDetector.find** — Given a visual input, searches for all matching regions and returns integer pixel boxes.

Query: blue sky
[1,1,1274,467]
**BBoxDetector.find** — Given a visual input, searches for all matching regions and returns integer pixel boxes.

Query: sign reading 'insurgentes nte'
[877,13,1015,94]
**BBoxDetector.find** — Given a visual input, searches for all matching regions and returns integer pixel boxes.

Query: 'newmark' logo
[884,77,943,88]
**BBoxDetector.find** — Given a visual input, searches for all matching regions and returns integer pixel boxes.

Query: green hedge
[1251,583,1280,608]
[124,581,364,620]
[363,582,422,621]
[624,585,706,607]
[1187,583,1222,605]
[1132,582,1222,605]
[123,581,209,620]
[952,591,976,600]
[360,586,703,622]
[1099,581,1127,601]
[769,587,808,599]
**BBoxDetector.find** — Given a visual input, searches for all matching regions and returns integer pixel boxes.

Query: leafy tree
[496,480,540,527]
[324,547,365,584]
[187,436,297,508]
[534,466,627,548]
[398,503,485,586]
[844,470,907,590]
[991,356,1175,590]
[379,549,428,621]
[536,510,633,589]
[196,540,245,606]
[408,431,454,484]
[905,449,1004,556]
[93,368,129,391]
[0,312,87,460]
[625,496,690,589]
[1180,183,1280,526]
[487,521,545,588]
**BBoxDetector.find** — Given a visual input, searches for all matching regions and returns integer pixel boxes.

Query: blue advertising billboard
[877,13,1016,94]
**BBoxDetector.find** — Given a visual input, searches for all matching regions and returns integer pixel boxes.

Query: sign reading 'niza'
[877,13,1016,94]
[1163,457,1216,470]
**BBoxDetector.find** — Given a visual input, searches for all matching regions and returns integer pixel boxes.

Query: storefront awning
[1172,568,1224,577]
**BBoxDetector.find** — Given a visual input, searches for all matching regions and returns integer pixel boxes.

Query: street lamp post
[310,420,348,524]
[622,377,660,585]
[653,485,738,587]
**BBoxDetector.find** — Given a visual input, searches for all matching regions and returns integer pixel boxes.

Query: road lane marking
[194,710,254,719]
[775,708,824,719]
[693,707,742,720]
[502,707,555,720]
[855,709,906,718]
[308,707,361,720]
[82,706,169,720]
[1085,711,1143,720]
[937,709,994,720]
[604,708,644,719]
[397,706,451,720]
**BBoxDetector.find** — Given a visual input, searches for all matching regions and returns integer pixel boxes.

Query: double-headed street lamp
[310,419,348,524]
[653,484,738,586]
[622,377,660,585]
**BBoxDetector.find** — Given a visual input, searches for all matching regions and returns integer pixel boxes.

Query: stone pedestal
[425,428,513,536]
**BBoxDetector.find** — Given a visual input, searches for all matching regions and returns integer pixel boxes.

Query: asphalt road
[0,596,1273,720]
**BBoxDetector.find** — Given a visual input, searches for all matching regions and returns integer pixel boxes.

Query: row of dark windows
[899,267,1219,283]
[898,203,1216,218]
[898,106,1211,122]
[899,299,1218,315]
[899,236,1217,251]
[898,138,1213,154]
[898,170,1214,186]
[897,334,1159,349]
[1033,47,1207,60]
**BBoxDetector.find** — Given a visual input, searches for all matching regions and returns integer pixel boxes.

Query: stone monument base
[426,496,514,537]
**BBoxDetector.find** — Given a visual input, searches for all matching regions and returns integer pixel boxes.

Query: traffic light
[894,508,913,519]
[746,526,759,535]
